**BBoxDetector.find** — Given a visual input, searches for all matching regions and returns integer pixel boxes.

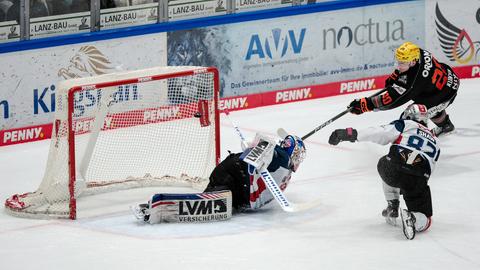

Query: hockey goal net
[5,66,220,219]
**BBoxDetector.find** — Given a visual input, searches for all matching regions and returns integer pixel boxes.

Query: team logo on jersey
[435,3,480,64]
[398,74,407,84]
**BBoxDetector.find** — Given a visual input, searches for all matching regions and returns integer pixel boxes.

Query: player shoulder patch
[392,84,407,95]
[389,119,405,132]
[398,74,408,85]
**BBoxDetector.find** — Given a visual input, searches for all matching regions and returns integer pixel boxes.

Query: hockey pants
[377,156,433,217]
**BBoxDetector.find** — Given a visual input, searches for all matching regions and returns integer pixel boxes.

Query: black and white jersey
[357,119,440,173]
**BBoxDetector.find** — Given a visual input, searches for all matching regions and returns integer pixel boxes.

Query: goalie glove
[328,128,358,145]
[349,97,375,115]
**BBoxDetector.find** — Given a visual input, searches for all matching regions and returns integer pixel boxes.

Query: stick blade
[283,199,322,212]
[400,208,416,240]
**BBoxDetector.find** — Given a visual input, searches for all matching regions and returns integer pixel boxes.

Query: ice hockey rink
[1,78,479,270]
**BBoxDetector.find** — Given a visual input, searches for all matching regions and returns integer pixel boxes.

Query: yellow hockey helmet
[395,42,420,62]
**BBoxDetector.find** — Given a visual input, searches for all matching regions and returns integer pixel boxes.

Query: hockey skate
[433,114,455,136]
[382,199,399,226]
[400,209,416,240]
[130,203,150,223]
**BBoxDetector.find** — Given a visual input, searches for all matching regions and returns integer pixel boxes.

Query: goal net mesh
[5,66,220,219]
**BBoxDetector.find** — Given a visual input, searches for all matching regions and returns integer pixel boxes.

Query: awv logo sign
[245,28,306,60]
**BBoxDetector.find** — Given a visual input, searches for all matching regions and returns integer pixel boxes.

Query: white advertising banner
[100,3,159,29]
[30,12,91,39]
[425,0,480,67]
[168,0,227,21]
[167,1,424,97]
[0,33,167,130]
[235,0,291,12]
[0,21,20,43]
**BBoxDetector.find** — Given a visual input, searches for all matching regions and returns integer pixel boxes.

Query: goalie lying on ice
[132,133,306,224]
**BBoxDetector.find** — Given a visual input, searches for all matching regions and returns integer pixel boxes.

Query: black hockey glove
[328,128,358,145]
[385,69,400,87]
[349,98,374,115]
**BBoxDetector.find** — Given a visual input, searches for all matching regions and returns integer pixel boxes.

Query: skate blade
[400,209,415,240]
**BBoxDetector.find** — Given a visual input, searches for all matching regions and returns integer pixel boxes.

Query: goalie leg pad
[137,190,232,224]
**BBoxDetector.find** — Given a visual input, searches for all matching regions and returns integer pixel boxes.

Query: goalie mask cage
[5,66,220,220]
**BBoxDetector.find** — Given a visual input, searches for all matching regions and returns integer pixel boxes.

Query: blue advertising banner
[168,1,424,97]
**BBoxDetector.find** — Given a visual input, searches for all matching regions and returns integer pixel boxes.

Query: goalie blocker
[132,190,232,224]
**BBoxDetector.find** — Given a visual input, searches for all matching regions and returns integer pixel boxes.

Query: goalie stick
[224,110,249,150]
[223,110,320,212]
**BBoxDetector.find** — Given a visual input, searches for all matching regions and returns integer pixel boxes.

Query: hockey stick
[223,109,249,150]
[301,109,350,140]
[223,110,320,212]
[301,88,387,140]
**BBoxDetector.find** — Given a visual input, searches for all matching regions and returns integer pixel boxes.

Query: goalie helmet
[401,104,429,125]
[395,42,420,62]
[281,135,306,172]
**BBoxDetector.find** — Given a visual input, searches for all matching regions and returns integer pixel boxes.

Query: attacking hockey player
[132,133,306,224]
[328,104,439,240]
[349,41,460,136]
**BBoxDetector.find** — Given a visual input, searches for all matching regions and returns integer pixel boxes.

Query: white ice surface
[1,78,480,270]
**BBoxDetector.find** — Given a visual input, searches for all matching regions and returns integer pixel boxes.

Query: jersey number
[407,135,440,161]
[432,58,448,90]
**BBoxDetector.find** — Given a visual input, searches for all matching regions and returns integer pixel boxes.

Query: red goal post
[5,66,220,219]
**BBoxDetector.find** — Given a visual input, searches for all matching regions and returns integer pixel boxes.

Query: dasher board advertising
[30,12,91,39]
[168,0,227,21]
[425,0,480,67]
[168,1,424,97]
[0,33,167,130]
